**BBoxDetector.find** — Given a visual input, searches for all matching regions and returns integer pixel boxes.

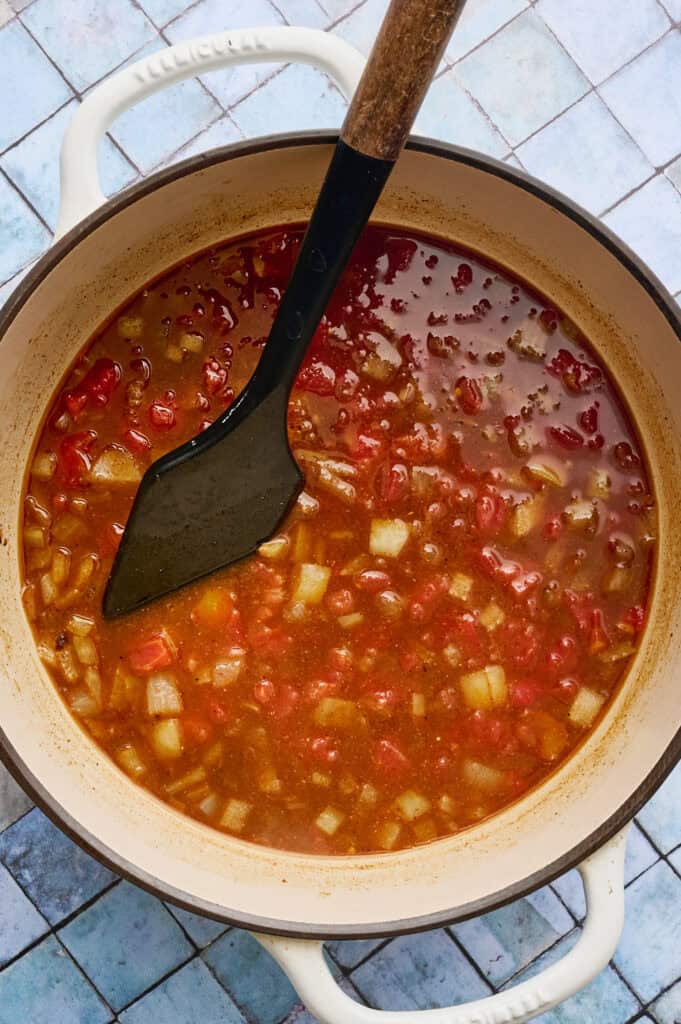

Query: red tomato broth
[21,225,656,855]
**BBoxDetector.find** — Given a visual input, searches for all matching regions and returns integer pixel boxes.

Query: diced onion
[460,665,507,710]
[395,789,431,822]
[463,759,505,792]
[357,784,378,809]
[438,794,457,815]
[369,518,410,558]
[564,500,599,533]
[51,547,71,586]
[311,772,331,787]
[376,820,401,850]
[315,805,345,836]
[40,572,58,606]
[73,635,98,666]
[338,612,364,629]
[314,697,362,729]
[412,818,438,843]
[411,693,426,717]
[258,536,289,560]
[56,646,79,684]
[479,603,505,631]
[69,688,99,718]
[569,686,606,727]
[31,452,57,481]
[598,641,636,663]
[212,648,245,687]
[586,468,611,499]
[151,718,183,759]
[24,527,46,549]
[146,672,183,716]
[165,344,185,363]
[117,315,144,338]
[448,573,473,602]
[109,666,140,711]
[198,793,220,818]
[165,766,207,796]
[116,744,146,778]
[510,500,538,538]
[291,563,331,605]
[525,457,566,488]
[67,613,95,636]
[179,332,204,353]
[220,798,252,832]
[258,766,282,794]
[443,644,461,668]
[88,445,142,487]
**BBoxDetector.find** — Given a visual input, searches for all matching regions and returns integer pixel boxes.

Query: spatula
[104,0,467,618]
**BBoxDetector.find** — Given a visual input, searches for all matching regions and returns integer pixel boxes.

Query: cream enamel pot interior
[1,27,681,1024]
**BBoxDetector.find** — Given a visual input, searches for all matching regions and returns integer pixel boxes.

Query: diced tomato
[296,360,336,396]
[564,590,594,634]
[376,462,409,503]
[254,679,276,705]
[510,571,542,599]
[372,737,410,777]
[547,349,601,393]
[468,710,512,750]
[478,546,521,584]
[620,604,646,634]
[555,678,579,704]
[248,623,292,657]
[544,515,562,541]
[539,308,559,332]
[510,679,541,708]
[191,588,233,628]
[204,694,230,724]
[499,620,542,670]
[267,683,300,720]
[354,570,392,594]
[544,635,578,677]
[59,430,97,485]
[384,237,418,282]
[579,404,599,435]
[456,375,483,415]
[129,632,175,673]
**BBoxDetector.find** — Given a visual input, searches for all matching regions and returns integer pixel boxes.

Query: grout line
[0,165,52,232]
[115,950,196,1013]
[501,926,578,989]
[54,877,122,932]
[340,936,394,973]
[326,0,369,32]
[53,933,117,1018]
[0,97,73,160]
[445,927,498,994]
[16,14,81,97]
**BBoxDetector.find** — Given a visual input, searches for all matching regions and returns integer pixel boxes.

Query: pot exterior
[1,136,680,937]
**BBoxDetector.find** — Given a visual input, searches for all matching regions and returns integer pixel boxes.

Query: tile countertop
[0,0,680,1021]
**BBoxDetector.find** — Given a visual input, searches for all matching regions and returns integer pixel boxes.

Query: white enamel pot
[1,27,681,1024]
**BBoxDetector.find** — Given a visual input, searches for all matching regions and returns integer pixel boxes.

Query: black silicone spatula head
[104,0,467,618]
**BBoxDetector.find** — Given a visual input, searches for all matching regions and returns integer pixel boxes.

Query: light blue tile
[232,62,347,137]
[552,824,660,920]
[0,934,111,1024]
[0,807,115,925]
[604,176,681,295]
[165,0,285,110]
[660,0,681,18]
[277,0,329,29]
[516,92,652,214]
[120,958,244,1024]
[537,0,670,83]
[503,928,639,1024]
[203,929,298,1024]
[352,929,491,1010]
[23,0,156,92]
[614,860,681,1002]
[0,174,49,282]
[445,0,528,64]
[138,0,194,28]
[317,0,362,23]
[169,115,243,164]
[666,154,681,193]
[455,10,589,146]
[414,69,509,156]
[670,845,681,872]
[0,863,48,966]
[1,101,136,231]
[505,153,524,169]
[450,885,572,986]
[333,0,385,55]
[326,937,386,971]
[165,905,228,949]
[59,881,193,1012]
[600,32,681,167]
[0,763,32,831]
[106,41,222,173]
[653,978,681,1024]
[0,21,71,152]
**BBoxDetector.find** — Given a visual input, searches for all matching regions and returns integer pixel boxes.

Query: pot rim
[1,130,680,940]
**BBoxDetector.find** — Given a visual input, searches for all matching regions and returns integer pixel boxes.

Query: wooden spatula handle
[341,0,466,161]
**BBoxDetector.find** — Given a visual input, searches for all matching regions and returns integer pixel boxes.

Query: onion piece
[569,686,606,727]
[479,603,505,632]
[31,452,57,481]
[291,563,330,605]
[314,697,363,729]
[220,799,252,832]
[88,445,142,488]
[146,672,183,716]
[443,643,461,668]
[338,612,364,629]
[375,820,401,850]
[395,790,431,822]
[460,665,507,710]
[67,613,95,636]
[212,648,246,687]
[369,518,410,558]
[315,805,345,836]
[73,635,98,666]
[151,718,183,759]
[258,536,289,560]
[165,766,207,796]
[448,573,473,603]
[411,693,426,717]
[463,759,505,792]
[69,688,99,718]
[116,743,146,778]
[24,527,46,549]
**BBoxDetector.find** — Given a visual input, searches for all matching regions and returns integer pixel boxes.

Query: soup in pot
[21,225,655,854]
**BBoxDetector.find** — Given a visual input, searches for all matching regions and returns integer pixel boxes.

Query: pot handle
[55,27,366,240]
[256,826,628,1024]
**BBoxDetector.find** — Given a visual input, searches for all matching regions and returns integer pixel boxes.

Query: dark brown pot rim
[1,131,680,940]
